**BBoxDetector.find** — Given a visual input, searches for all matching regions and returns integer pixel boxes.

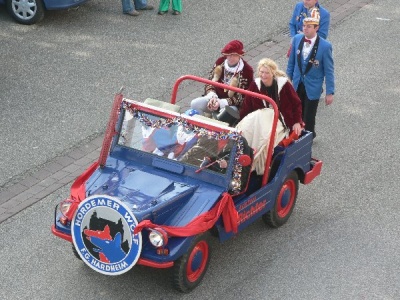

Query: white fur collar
[224,58,244,73]
[255,76,288,94]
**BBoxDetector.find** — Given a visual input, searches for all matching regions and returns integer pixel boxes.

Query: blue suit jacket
[289,2,330,39]
[286,33,335,100]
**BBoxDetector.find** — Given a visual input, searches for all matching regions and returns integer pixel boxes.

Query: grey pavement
[0,0,373,224]
[1,0,400,299]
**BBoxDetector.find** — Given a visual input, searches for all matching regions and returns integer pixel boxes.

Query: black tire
[72,244,82,260]
[172,232,211,293]
[6,0,45,25]
[263,171,299,228]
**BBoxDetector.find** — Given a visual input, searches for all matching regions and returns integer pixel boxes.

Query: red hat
[221,40,245,55]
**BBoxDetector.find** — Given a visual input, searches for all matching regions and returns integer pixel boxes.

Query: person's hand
[206,91,217,100]
[218,159,228,169]
[325,94,334,106]
[207,97,220,111]
[200,157,211,168]
[292,123,302,136]
[153,148,164,156]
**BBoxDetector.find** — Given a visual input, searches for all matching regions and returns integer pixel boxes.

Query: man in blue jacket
[289,0,330,40]
[286,16,335,139]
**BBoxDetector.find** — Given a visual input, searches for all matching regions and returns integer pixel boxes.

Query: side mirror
[238,154,251,167]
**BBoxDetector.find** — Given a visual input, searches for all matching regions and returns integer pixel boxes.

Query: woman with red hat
[190,40,254,125]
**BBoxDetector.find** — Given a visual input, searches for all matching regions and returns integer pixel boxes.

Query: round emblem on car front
[71,195,142,275]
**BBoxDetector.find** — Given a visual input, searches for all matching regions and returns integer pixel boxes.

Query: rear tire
[6,0,45,25]
[263,171,298,228]
[172,232,211,293]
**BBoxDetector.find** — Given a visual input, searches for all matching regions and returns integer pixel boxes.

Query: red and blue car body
[51,75,322,292]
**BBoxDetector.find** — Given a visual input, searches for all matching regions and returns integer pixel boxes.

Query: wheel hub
[280,189,291,208]
[190,248,203,272]
[12,0,37,20]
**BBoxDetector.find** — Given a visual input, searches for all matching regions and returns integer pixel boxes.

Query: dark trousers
[297,82,319,136]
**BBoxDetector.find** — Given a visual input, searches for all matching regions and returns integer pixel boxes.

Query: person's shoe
[138,5,154,10]
[224,105,240,120]
[172,10,181,15]
[157,11,167,15]
[215,107,239,127]
[125,10,140,16]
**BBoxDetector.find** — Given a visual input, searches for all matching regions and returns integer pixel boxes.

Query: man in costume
[289,0,330,40]
[287,0,330,58]
[190,40,254,124]
[286,15,335,139]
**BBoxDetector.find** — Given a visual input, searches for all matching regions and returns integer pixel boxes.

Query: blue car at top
[0,0,89,25]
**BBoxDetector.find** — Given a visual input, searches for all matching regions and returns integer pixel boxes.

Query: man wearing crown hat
[289,0,330,40]
[287,0,330,58]
[286,16,335,139]
[190,40,254,125]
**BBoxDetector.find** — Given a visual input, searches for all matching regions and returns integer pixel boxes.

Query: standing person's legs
[191,96,211,115]
[172,0,182,12]
[134,0,153,10]
[303,100,319,138]
[121,0,135,13]
[297,82,319,138]
[158,0,170,13]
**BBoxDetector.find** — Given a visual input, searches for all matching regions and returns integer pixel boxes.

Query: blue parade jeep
[52,75,322,292]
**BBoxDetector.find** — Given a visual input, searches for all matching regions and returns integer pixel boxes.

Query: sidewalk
[0,0,373,224]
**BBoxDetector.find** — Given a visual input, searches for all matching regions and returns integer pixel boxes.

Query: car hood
[86,168,197,215]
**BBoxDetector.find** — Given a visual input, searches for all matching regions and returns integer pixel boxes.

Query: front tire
[172,232,211,293]
[263,171,299,228]
[6,0,45,25]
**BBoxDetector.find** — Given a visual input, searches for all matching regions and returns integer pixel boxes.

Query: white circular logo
[71,195,142,275]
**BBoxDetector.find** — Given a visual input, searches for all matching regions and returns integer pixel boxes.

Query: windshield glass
[116,101,248,194]
[118,107,235,173]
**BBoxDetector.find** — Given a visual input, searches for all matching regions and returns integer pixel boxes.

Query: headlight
[148,228,168,247]
[60,200,73,217]
[59,199,79,224]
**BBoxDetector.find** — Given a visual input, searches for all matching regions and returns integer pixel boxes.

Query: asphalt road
[1,0,400,299]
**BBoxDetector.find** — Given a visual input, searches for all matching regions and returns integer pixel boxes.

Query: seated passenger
[190,40,253,125]
[179,136,219,167]
[236,108,286,176]
[187,137,253,194]
[240,58,303,136]
[200,140,234,174]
